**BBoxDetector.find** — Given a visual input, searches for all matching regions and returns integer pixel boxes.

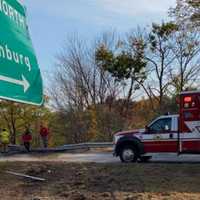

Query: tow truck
[113,91,200,162]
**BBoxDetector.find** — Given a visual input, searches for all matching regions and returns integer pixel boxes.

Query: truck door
[143,117,177,152]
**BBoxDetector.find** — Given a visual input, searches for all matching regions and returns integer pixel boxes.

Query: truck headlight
[114,135,123,144]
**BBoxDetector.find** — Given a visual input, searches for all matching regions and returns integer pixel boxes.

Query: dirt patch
[0,162,200,199]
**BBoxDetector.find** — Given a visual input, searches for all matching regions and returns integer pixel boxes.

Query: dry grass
[0,162,200,199]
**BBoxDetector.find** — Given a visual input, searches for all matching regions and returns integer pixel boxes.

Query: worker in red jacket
[40,125,49,148]
[22,128,32,152]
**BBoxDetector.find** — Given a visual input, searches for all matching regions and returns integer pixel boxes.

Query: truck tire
[119,145,139,163]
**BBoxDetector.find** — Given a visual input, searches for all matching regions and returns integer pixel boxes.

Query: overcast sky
[21,0,176,85]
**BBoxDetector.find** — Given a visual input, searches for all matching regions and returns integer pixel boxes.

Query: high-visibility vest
[0,131,10,144]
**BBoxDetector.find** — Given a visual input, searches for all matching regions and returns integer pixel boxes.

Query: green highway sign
[0,0,43,105]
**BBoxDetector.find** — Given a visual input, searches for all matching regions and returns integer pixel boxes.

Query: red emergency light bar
[184,96,192,103]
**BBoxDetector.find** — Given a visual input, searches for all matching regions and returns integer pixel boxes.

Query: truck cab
[114,91,200,162]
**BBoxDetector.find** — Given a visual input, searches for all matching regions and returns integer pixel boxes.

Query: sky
[21,0,176,86]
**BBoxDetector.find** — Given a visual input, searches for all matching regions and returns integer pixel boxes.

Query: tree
[169,27,200,93]
[128,22,200,111]
[170,0,200,28]
[49,34,124,143]
[0,100,51,145]
[0,101,21,144]
[50,35,119,112]
[146,22,177,109]
[95,35,147,115]
[126,23,178,112]
[49,24,200,144]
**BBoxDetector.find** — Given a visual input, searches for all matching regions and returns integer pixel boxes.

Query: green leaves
[95,41,147,83]
[152,22,178,37]
[150,22,178,51]
[95,44,114,70]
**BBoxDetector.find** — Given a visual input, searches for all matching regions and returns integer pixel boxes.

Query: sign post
[0,0,43,105]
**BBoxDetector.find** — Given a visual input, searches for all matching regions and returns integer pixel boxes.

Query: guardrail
[7,142,114,154]
[63,142,113,148]
[58,142,113,151]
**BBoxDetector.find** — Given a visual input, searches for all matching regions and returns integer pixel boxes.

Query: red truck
[113,91,200,162]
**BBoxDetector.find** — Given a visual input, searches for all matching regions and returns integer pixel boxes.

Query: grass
[0,162,200,199]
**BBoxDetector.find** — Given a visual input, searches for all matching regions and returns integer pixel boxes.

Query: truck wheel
[119,145,138,163]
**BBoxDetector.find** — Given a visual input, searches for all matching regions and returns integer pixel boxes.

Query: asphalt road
[1,151,200,163]
[55,152,200,163]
